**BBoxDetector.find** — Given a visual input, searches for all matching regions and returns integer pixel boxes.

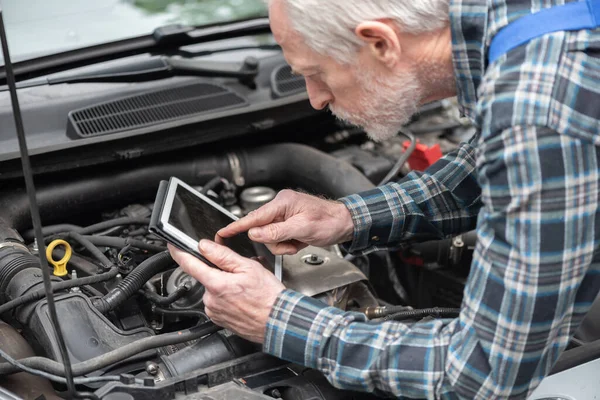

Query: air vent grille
[67,83,247,138]
[271,64,306,98]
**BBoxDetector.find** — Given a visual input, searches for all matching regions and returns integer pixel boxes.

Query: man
[169,0,600,398]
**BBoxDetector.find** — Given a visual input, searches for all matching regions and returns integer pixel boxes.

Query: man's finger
[218,201,283,238]
[168,244,228,292]
[248,221,311,244]
[267,240,307,255]
[199,239,256,273]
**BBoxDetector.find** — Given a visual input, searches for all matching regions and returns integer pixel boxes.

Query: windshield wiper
[0,18,270,86]
[45,56,260,88]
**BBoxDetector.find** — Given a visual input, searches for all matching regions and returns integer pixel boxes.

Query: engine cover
[28,293,153,365]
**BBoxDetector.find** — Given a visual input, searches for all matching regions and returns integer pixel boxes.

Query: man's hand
[168,241,285,343]
[217,189,355,255]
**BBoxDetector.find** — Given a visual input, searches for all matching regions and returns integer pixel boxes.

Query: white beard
[329,65,423,142]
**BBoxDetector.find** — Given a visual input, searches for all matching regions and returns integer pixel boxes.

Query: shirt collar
[449,0,488,122]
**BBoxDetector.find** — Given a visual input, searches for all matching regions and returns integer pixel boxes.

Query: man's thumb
[198,240,244,273]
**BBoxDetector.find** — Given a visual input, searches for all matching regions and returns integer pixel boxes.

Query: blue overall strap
[489,0,600,64]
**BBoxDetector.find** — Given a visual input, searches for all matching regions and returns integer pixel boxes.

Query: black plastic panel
[67,83,248,138]
[271,64,306,98]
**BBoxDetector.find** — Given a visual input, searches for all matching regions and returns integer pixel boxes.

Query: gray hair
[269,0,451,64]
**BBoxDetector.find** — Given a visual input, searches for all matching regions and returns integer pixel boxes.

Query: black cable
[0,11,77,398]
[153,306,208,321]
[0,321,222,377]
[200,176,226,196]
[383,307,461,322]
[23,224,83,242]
[23,218,151,242]
[0,267,119,315]
[80,235,165,252]
[95,251,175,314]
[82,284,104,298]
[48,232,113,269]
[141,283,190,305]
[0,347,144,387]
[378,129,417,186]
[78,217,151,235]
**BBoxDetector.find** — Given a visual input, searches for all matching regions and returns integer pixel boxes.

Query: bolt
[304,254,324,265]
[71,270,81,293]
[270,388,282,398]
[452,236,464,248]
[146,362,159,376]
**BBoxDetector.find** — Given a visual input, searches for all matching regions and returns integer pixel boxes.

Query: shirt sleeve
[264,125,600,399]
[339,133,482,254]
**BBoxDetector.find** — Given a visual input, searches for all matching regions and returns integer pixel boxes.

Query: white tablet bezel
[160,177,240,251]
[159,177,283,280]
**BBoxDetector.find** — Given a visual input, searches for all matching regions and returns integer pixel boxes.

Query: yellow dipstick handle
[46,239,72,277]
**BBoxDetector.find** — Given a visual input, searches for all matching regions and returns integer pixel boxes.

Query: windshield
[2,0,268,62]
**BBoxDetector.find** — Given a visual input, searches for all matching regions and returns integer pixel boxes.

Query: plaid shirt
[264,0,600,398]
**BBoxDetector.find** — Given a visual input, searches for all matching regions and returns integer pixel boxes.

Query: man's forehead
[269,0,293,44]
[268,0,326,74]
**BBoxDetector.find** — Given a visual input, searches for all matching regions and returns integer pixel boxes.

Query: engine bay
[0,95,483,399]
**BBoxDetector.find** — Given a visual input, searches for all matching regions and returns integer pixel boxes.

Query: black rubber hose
[238,143,375,199]
[200,176,226,196]
[78,236,165,253]
[0,143,374,233]
[78,217,151,235]
[48,232,112,269]
[153,306,208,321]
[384,307,461,322]
[0,267,119,315]
[378,129,417,186]
[0,321,221,377]
[141,283,190,305]
[23,218,152,242]
[95,251,174,314]
[51,248,102,276]
[23,224,82,242]
[549,338,600,375]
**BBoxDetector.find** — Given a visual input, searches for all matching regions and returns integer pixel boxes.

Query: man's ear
[355,21,401,67]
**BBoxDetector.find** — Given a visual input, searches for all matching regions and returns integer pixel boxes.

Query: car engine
[0,96,485,400]
[0,84,597,399]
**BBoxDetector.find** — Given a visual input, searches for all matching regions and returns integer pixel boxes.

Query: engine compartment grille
[67,83,248,138]
[271,64,306,98]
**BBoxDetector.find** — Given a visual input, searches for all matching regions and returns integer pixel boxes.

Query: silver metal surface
[0,241,29,253]
[528,358,600,399]
[166,267,205,309]
[282,246,367,297]
[166,247,363,302]
[240,187,277,213]
[302,254,324,265]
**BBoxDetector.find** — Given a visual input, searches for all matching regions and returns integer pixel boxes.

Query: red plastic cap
[403,141,443,171]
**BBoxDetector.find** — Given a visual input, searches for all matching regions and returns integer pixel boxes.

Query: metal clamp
[226,153,245,187]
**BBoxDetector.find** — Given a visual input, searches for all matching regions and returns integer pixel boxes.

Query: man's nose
[306,79,332,110]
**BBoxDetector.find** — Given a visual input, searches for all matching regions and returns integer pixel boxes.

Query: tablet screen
[168,183,257,259]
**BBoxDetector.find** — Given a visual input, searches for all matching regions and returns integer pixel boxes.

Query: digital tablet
[149,177,281,278]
